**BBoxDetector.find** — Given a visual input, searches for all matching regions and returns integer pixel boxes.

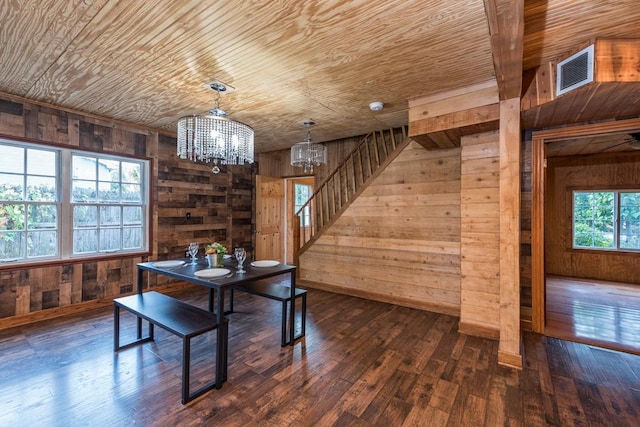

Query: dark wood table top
[137,258,295,290]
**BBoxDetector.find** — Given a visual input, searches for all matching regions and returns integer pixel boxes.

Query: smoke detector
[369,101,384,112]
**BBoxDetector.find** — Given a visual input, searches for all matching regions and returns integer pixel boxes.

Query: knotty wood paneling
[299,141,462,316]
[546,152,640,283]
[0,93,253,326]
[257,134,362,181]
[520,133,533,327]
[460,131,500,338]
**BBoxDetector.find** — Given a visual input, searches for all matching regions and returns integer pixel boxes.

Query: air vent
[556,45,594,96]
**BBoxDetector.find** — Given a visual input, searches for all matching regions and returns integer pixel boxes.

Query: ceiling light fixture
[290,120,326,174]
[177,82,254,173]
[369,101,384,111]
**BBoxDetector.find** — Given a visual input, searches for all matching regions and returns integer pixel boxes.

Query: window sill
[0,250,152,272]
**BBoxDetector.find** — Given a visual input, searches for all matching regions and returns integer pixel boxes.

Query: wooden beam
[498,97,522,369]
[410,104,500,137]
[483,0,524,100]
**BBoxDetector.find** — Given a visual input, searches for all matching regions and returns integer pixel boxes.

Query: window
[294,183,312,226]
[0,139,149,263]
[572,190,640,250]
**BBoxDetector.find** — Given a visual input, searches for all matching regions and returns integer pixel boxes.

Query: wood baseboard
[458,321,499,340]
[298,279,460,317]
[0,282,197,331]
[498,349,523,369]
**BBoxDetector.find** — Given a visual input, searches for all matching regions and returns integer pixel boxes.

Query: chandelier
[177,83,254,173]
[290,120,326,174]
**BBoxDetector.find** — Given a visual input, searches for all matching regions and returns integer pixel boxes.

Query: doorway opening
[531,118,640,355]
[284,176,314,265]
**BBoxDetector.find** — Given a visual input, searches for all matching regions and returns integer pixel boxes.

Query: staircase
[294,126,410,256]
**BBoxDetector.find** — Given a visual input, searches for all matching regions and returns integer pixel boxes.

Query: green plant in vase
[205,242,228,267]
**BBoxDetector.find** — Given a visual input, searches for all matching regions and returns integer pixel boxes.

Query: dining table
[136,257,297,388]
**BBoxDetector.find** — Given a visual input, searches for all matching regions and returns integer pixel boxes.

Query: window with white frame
[572,190,640,250]
[0,139,149,263]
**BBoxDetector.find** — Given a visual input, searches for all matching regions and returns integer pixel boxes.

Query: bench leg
[281,300,287,347]
[182,326,223,404]
[280,293,307,347]
[182,336,191,404]
[113,303,155,352]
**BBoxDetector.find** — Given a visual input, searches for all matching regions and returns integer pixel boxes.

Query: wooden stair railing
[293,126,410,258]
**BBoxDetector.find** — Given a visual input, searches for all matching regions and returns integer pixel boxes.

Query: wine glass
[188,242,199,265]
[234,247,246,273]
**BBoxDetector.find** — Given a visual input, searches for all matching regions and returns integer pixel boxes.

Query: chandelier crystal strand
[177,83,254,172]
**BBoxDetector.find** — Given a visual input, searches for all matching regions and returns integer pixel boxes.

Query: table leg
[136,266,144,339]
[137,267,143,294]
[215,288,228,387]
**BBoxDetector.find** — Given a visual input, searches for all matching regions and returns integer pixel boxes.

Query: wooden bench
[229,282,306,346]
[113,291,223,404]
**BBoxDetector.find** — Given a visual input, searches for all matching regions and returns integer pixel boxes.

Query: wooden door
[255,175,284,262]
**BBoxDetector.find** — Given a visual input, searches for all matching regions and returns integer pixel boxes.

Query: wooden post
[498,97,522,369]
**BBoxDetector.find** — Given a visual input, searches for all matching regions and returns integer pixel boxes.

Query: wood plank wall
[520,135,533,327]
[546,152,640,283]
[459,131,500,338]
[257,135,363,181]
[259,129,531,336]
[299,142,462,316]
[0,94,253,326]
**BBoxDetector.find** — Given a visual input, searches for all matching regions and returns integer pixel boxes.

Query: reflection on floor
[546,275,640,355]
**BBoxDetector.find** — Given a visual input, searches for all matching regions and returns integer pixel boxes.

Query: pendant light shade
[290,120,326,174]
[177,83,254,173]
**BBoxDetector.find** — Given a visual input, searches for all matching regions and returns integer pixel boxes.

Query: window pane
[123,227,143,249]
[28,205,57,230]
[123,206,142,225]
[573,191,615,249]
[620,192,640,249]
[0,203,25,230]
[0,145,24,174]
[27,231,57,257]
[122,184,141,202]
[72,156,96,180]
[0,173,24,200]
[27,149,56,176]
[99,228,121,251]
[73,205,98,227]
[98,182,120,202]
[27,176,56,201]
[100,206,121,226]
[72,180,97,202]
[122,162,141,184]
[73,229,98,254]
[99,159,120,182]
[0,231,24,259]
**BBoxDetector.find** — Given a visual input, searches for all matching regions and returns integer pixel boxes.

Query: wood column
[498,97,522,368]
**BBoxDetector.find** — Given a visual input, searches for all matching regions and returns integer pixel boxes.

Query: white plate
[194,268,231,278]
[224,254,232,259]
[153,260,185,268]
[251,260,280,268]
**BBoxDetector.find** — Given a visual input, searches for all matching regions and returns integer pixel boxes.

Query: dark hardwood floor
[546,275,640,356]
[1,285,639,426]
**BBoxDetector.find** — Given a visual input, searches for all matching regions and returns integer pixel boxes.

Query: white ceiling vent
[556,44,594,96]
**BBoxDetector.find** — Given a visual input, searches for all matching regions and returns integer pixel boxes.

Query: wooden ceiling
[1,1,639,153]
